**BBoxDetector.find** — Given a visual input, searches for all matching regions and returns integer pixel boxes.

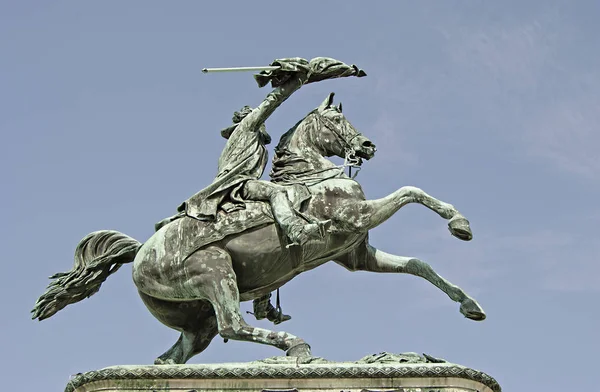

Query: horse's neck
[270,123,342,184]
[295,122,339,166]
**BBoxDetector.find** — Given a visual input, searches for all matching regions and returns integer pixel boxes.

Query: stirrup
[269,289,291,324]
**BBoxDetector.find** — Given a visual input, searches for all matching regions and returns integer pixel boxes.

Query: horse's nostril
[362,141,374,148]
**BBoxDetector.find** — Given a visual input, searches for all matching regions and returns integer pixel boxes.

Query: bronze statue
[32,57,485,365]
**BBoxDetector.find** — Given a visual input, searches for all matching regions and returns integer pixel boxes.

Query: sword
[202,66,281,74]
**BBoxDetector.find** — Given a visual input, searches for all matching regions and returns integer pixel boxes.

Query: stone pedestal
[65,353,501,392]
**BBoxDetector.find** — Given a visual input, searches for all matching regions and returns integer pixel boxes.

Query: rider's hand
[272,57,311,75]
[255,58,311,87]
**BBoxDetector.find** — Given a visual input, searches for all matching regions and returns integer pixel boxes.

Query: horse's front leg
[336,245,486,321]
[339,186,472,241]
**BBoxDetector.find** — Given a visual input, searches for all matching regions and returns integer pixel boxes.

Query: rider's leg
[243,180,324,246]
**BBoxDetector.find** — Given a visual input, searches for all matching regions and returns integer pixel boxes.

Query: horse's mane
[271,106,343,183]
[270,110,320,183]
[274,109,318,156]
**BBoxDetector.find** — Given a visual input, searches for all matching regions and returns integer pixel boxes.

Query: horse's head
[271,92,377,183]
[312,93,376,163]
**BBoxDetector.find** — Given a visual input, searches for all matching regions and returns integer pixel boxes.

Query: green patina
[32,57,485,368]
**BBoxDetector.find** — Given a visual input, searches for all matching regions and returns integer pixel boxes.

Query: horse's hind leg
[186,246,310,356]
[137,292,218,364]
[154,319,218,364]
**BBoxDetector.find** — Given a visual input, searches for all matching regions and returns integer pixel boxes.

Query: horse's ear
[338,102,343,113]
[318,92,335,111]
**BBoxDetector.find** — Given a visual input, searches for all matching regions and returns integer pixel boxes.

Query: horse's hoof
[154,357,177,365]
[460,298,486,321]
[286,342,312,357]
[448,214,473,241]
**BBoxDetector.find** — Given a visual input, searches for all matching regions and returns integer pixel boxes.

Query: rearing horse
[32,93,485,365]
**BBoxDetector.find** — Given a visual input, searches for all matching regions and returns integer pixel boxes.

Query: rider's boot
[251,293,291,325]
[271,191,329,247]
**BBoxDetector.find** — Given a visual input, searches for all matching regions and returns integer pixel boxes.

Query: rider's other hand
[270,58,311,82]
[253,58,311,88]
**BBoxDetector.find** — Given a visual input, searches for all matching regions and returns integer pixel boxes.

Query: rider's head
[221,106,271,144]
[232,106,253,123]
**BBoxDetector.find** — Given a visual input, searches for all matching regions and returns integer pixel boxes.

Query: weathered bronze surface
[32,57,485,366]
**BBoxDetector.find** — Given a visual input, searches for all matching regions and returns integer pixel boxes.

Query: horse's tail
[31,230,142,321]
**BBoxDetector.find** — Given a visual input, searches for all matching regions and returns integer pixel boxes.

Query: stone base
[66,353,501,392]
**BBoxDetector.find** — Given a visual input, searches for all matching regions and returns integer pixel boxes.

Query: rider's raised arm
[241,58,311,131]
[242,80,306,131]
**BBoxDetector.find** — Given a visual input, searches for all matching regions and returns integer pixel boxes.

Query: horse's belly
[224,225,294,297]
[224,224,367,301]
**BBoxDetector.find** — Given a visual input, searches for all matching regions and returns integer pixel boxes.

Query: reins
[314,112,363,179]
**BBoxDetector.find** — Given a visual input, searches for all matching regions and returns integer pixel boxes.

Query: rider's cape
[164,118,310,258]
[178,121,269,221]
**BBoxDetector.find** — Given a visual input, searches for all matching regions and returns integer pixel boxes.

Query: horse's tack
[314,112,363,180]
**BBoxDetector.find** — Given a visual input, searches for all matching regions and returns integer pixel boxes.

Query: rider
[186,103,325,247]
[155,60,326,246]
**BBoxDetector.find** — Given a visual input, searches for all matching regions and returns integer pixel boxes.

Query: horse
[32,92,485,365]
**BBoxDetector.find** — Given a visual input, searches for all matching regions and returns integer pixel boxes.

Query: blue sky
[2,1,599,391]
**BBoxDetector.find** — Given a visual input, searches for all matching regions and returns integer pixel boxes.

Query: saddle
[153,183,312,263]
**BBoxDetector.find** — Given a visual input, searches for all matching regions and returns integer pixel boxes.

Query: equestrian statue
[32,57,486,365]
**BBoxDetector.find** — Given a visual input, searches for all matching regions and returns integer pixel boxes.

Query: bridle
[313,111,363,175]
